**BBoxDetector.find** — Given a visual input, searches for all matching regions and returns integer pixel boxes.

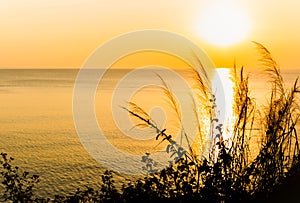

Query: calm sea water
[0,68,299,198]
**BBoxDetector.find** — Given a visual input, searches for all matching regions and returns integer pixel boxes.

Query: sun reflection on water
[212,68,235,140]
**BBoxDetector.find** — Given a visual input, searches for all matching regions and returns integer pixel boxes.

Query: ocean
[0,68,299,198]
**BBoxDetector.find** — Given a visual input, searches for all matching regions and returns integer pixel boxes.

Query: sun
[197,2,251,47]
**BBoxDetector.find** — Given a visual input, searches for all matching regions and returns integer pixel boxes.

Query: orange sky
[0,0,300,69]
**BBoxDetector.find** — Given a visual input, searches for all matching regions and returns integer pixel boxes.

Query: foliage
[0,43,299,202]
[0,152,40,203]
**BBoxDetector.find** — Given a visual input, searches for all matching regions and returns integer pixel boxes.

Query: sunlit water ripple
[0,68,299,198]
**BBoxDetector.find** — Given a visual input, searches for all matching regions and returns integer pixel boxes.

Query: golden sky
[0,0,300,69]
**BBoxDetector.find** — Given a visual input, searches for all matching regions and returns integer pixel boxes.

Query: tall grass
[121,42,300,202]
[248,42,300,197]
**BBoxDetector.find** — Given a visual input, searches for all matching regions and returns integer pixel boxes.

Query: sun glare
[197,2,250,47]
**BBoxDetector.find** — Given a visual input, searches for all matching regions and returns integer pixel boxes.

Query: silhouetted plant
[246,42,300,199]
[0,152,40,203]
[1,43,299,203]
